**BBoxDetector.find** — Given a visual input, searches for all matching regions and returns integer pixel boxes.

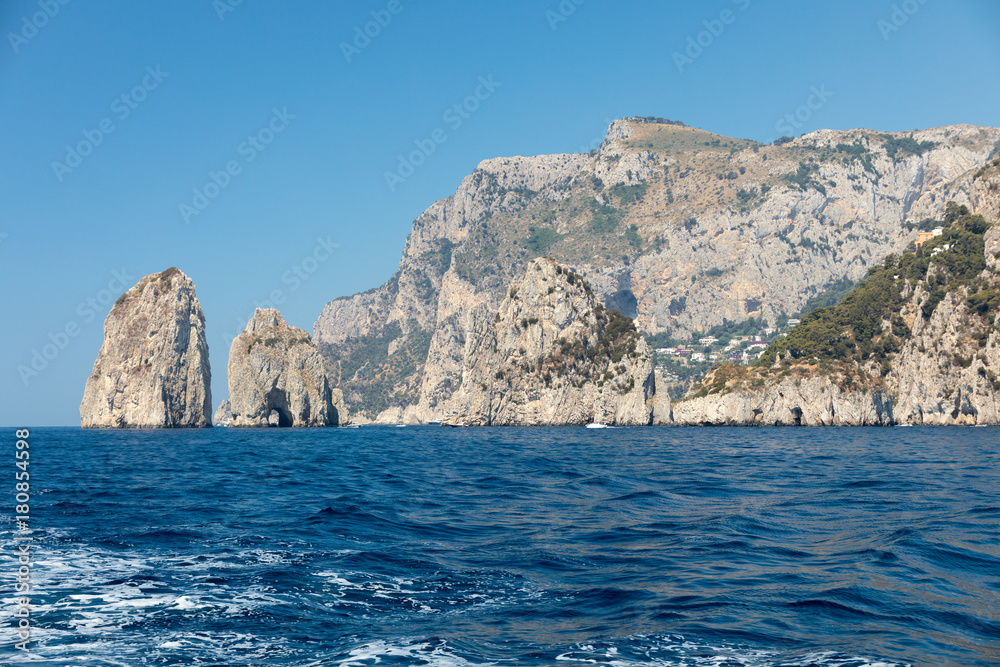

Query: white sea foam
[551,638,911,667]
[0,536,914,667]
[0,538,302,663]
[315,568,538,617]
[331,636,913,667]
[339,639,496,666]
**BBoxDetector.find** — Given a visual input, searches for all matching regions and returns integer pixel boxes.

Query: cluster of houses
[914,227,944,249]
[655,227,948,388]
[654,318,805,382]
[656,337,768,365]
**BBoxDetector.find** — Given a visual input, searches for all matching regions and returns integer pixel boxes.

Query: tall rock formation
[228,309,343,427]
[443,258,664,426]
[314,118,1000,421]
[80,268,212,428]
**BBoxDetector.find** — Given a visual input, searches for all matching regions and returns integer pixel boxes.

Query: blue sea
[3,426,999,666]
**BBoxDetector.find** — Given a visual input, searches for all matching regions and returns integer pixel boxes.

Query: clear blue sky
[2,0,998,426]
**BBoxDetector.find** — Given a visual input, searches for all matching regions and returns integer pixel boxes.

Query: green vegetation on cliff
[756,203,995,373]
[533,303,642,391]
[320,322,433,415]
[795,276,857,318]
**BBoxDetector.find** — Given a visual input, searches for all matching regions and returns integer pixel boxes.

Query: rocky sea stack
[228,309,344,427]
[80,267,212,428]
[443,258,668,425]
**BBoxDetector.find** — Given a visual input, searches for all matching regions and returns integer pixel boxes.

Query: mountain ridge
[314,118,1000,422]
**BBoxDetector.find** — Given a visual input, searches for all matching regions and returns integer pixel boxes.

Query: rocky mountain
[228,309,344,427]
[674,160,1000,426]
[314,118,1000,422]
[441,258,667,426]
[214,400,232,427]
[80,267,212,428]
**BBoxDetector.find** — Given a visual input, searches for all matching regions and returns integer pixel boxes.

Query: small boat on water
[586,423,612,429]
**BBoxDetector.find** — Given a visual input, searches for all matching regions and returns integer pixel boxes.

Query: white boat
[586,423,612,429]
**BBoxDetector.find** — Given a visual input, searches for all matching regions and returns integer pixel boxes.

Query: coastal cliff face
[888,278,1000,425]
[228,309,343,427]
[672,374,893,426]
[214,400,232,427]
[888,169,999,426]
[314,118,1000,421]
[675,169,1000,426]
[883,157,1000,424]
[442,258,661,426]
[80,268,212,428]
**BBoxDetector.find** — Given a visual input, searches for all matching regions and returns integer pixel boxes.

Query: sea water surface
[2,426,999,666]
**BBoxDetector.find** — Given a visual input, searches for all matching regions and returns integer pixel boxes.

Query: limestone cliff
[314,118,1000,421]
[228,309,344,427]
[886,172,1000,424]
[673,371,893,426]
[214,400,232,427]
[886,287,1000,424]
[675,174,1000,425]
[442,258,661,426]
[80,268,212,428]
